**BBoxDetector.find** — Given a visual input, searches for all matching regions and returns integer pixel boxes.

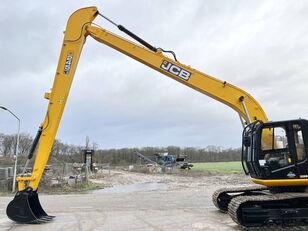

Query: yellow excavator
[7,7,308,228]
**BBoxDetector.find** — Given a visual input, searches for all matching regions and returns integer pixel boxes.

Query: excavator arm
[17,6,268,193]
[7,6,268,224]
[16,7,98,193]
[87,24,267,124]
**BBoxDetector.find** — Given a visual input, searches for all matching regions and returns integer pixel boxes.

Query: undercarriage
[213,186,308,229]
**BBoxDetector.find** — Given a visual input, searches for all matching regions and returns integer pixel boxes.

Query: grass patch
[0,191,12,197]
[0,182,104,196]
[192,161,243,173]
[39,181,104,194]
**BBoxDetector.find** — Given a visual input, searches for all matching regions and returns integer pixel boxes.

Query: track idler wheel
[6,188,54,224]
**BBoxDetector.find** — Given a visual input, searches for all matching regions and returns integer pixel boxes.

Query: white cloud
[0,0,307,149]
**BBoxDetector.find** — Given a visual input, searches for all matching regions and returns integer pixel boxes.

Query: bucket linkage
[6,187,54,224]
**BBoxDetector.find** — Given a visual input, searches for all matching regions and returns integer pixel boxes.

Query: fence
[0,166,13,191]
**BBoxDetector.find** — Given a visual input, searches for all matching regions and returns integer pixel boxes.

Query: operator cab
[242,119,308,180]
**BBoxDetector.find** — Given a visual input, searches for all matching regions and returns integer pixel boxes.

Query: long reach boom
[7,6,269,225]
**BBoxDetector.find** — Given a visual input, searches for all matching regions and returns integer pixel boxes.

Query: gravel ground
[0,170,254,231]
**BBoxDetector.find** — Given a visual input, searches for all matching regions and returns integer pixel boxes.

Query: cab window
[259,126,292,170]
[293,124,306,162]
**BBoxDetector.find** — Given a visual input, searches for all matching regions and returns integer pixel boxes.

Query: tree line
[0,133,241,165]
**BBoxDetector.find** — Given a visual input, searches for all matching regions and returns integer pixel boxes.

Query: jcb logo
[63,51,73,74]
[160,60,191,80]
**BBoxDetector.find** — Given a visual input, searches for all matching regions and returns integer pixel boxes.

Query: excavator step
[6,188,54,224]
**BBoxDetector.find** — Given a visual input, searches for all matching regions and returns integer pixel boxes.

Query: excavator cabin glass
[242,119,308,180]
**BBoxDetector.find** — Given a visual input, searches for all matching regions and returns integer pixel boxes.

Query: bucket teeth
[6,188,55,224]
[26,216,55,224]
[36,217,50,222]
[33,218,49,224]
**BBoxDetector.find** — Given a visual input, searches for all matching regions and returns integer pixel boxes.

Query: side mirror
[243,136,251,147]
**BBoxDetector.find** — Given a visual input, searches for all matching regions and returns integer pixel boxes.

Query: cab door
[258,123,297,179]
[292,122,308,177]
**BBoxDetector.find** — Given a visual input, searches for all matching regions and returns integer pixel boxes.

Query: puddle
[92,183,168,194]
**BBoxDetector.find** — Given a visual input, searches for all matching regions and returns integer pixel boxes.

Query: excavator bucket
[6,189,54,224]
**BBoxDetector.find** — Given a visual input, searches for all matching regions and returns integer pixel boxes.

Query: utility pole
[85,136,89,184]
[0,106,20,192]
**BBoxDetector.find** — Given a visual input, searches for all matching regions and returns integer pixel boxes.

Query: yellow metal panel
[252,178,308,186]
[87,25,268,123]
[25,7,98,191]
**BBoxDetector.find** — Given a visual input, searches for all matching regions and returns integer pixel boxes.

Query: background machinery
[135,151,193,169]
[134,151,158,165]
[154,152,193,169]
[7,7,308,228]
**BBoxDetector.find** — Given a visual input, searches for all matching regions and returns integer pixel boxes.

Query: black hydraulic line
[98,12,157,52]
[157,47,178,62]
[27,127,43,160]
[97,12,181,61]
[117,25,178,61]
[117,25,158,52]
[21,126,43,174]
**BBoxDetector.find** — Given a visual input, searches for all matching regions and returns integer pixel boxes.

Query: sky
[0,0,307,149]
